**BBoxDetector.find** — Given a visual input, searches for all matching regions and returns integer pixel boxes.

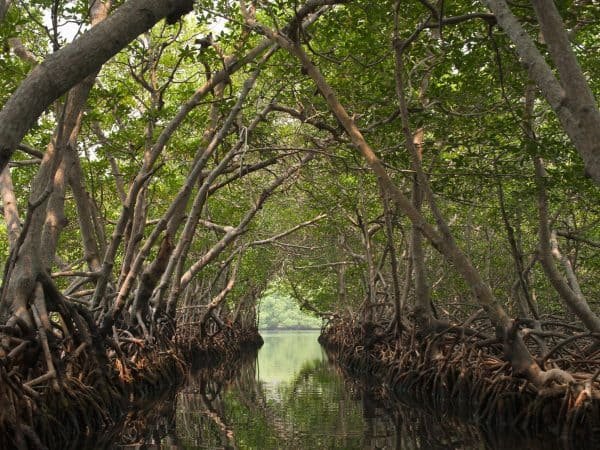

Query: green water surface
[175,330,369,449]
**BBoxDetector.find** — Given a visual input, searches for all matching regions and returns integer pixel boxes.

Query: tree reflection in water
[116,332,590,449]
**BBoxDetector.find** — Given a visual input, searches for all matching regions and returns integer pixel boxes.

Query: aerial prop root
[320,315,599,433]
[174,312,262,364]
[0,283,187,447]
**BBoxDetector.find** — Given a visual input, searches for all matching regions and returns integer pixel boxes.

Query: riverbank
[0,322,262,449]
[109,342,262,449]
[1,334,185,450]
[319,316,600,448]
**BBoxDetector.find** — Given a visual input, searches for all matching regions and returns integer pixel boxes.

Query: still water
[118,330,577,449]
[175,330,369,449]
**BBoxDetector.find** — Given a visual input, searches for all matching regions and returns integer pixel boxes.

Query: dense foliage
[0,4,599,439]
[1,1,598,323]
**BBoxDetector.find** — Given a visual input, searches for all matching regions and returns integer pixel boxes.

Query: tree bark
[42,1,112,272]
[0,0,12,22]
[409,129,431,323]
[66,149,103,272]
[380,184,402,331]
[529,0,600,181]
[0,167,20,250]
[356,203,376,324]
[40,155,67,271]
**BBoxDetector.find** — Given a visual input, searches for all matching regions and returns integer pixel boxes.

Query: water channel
[114,330,588,449]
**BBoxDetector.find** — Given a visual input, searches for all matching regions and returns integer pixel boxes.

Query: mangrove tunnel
[0,0,599,448]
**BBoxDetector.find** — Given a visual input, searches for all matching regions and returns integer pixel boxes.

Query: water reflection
[116,331,590,449]
[251,330,365,448]
[257,330,325,387]
[168,329,484,449]
[172,330,367,449]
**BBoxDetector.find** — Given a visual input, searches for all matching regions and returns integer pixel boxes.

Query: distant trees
[258,288,321,330]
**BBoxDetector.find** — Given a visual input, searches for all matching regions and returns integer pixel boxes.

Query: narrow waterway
[174,330,371,449]
[116,330,574,449]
